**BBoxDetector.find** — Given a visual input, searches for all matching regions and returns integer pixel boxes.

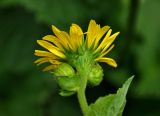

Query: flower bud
[57,76,79,92]
[53,63,79,96]
[53,63,75,77]
[88,63,103,86]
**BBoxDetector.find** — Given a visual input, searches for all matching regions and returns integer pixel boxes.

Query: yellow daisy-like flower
[34,20,120,71]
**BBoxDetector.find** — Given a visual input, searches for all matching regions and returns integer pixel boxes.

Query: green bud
[88,63,103,86]
[53,63,79,96]
[57,76,79,92]
[53,63,75,77]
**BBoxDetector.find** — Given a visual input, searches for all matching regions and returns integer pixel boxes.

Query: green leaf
[87,76,134,116]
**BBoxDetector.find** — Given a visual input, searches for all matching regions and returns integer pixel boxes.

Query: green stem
[77,74,89,116]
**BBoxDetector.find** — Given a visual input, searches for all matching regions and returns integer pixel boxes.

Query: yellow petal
[93,26,110,49]
[34,58,51,65]
[70,25,78,51]
[101,29,112,47]
[95,31,119,53]
[87,20,100,48]
[96,57,117,68]
[43,65,59,72]
[34,57,60,65]
[94,29,112,52]
[34,50,54,57]
[90,25,101,48]
[52,25,61,34]
[52,25,70,50]
[70,24,84,51]
[43,35,64,51]
[60,31,74,50]
[99,44,115,58]
[49,59,61,64]
[37,40,66,59]
[72,24,84,46]
[88,20,97,35]
[102,32,120,52]
[71,24,83,35]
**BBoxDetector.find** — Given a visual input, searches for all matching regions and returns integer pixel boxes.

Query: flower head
[34,20,120,71]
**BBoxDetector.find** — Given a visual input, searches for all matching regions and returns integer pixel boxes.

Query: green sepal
[59,90,75,97]
[87,76,134,116]
[88,63,103,86]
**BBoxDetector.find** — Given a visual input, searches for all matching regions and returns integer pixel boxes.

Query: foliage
[87,76,133,116]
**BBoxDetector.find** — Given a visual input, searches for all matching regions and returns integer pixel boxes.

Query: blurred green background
[0,0,160,116]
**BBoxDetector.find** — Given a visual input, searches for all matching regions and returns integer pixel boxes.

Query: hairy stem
[77,72,89,116]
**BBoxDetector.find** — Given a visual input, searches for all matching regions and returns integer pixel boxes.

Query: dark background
[0,0,160,116]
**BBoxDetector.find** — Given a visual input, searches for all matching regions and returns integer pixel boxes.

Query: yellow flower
[34,20,120,71]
